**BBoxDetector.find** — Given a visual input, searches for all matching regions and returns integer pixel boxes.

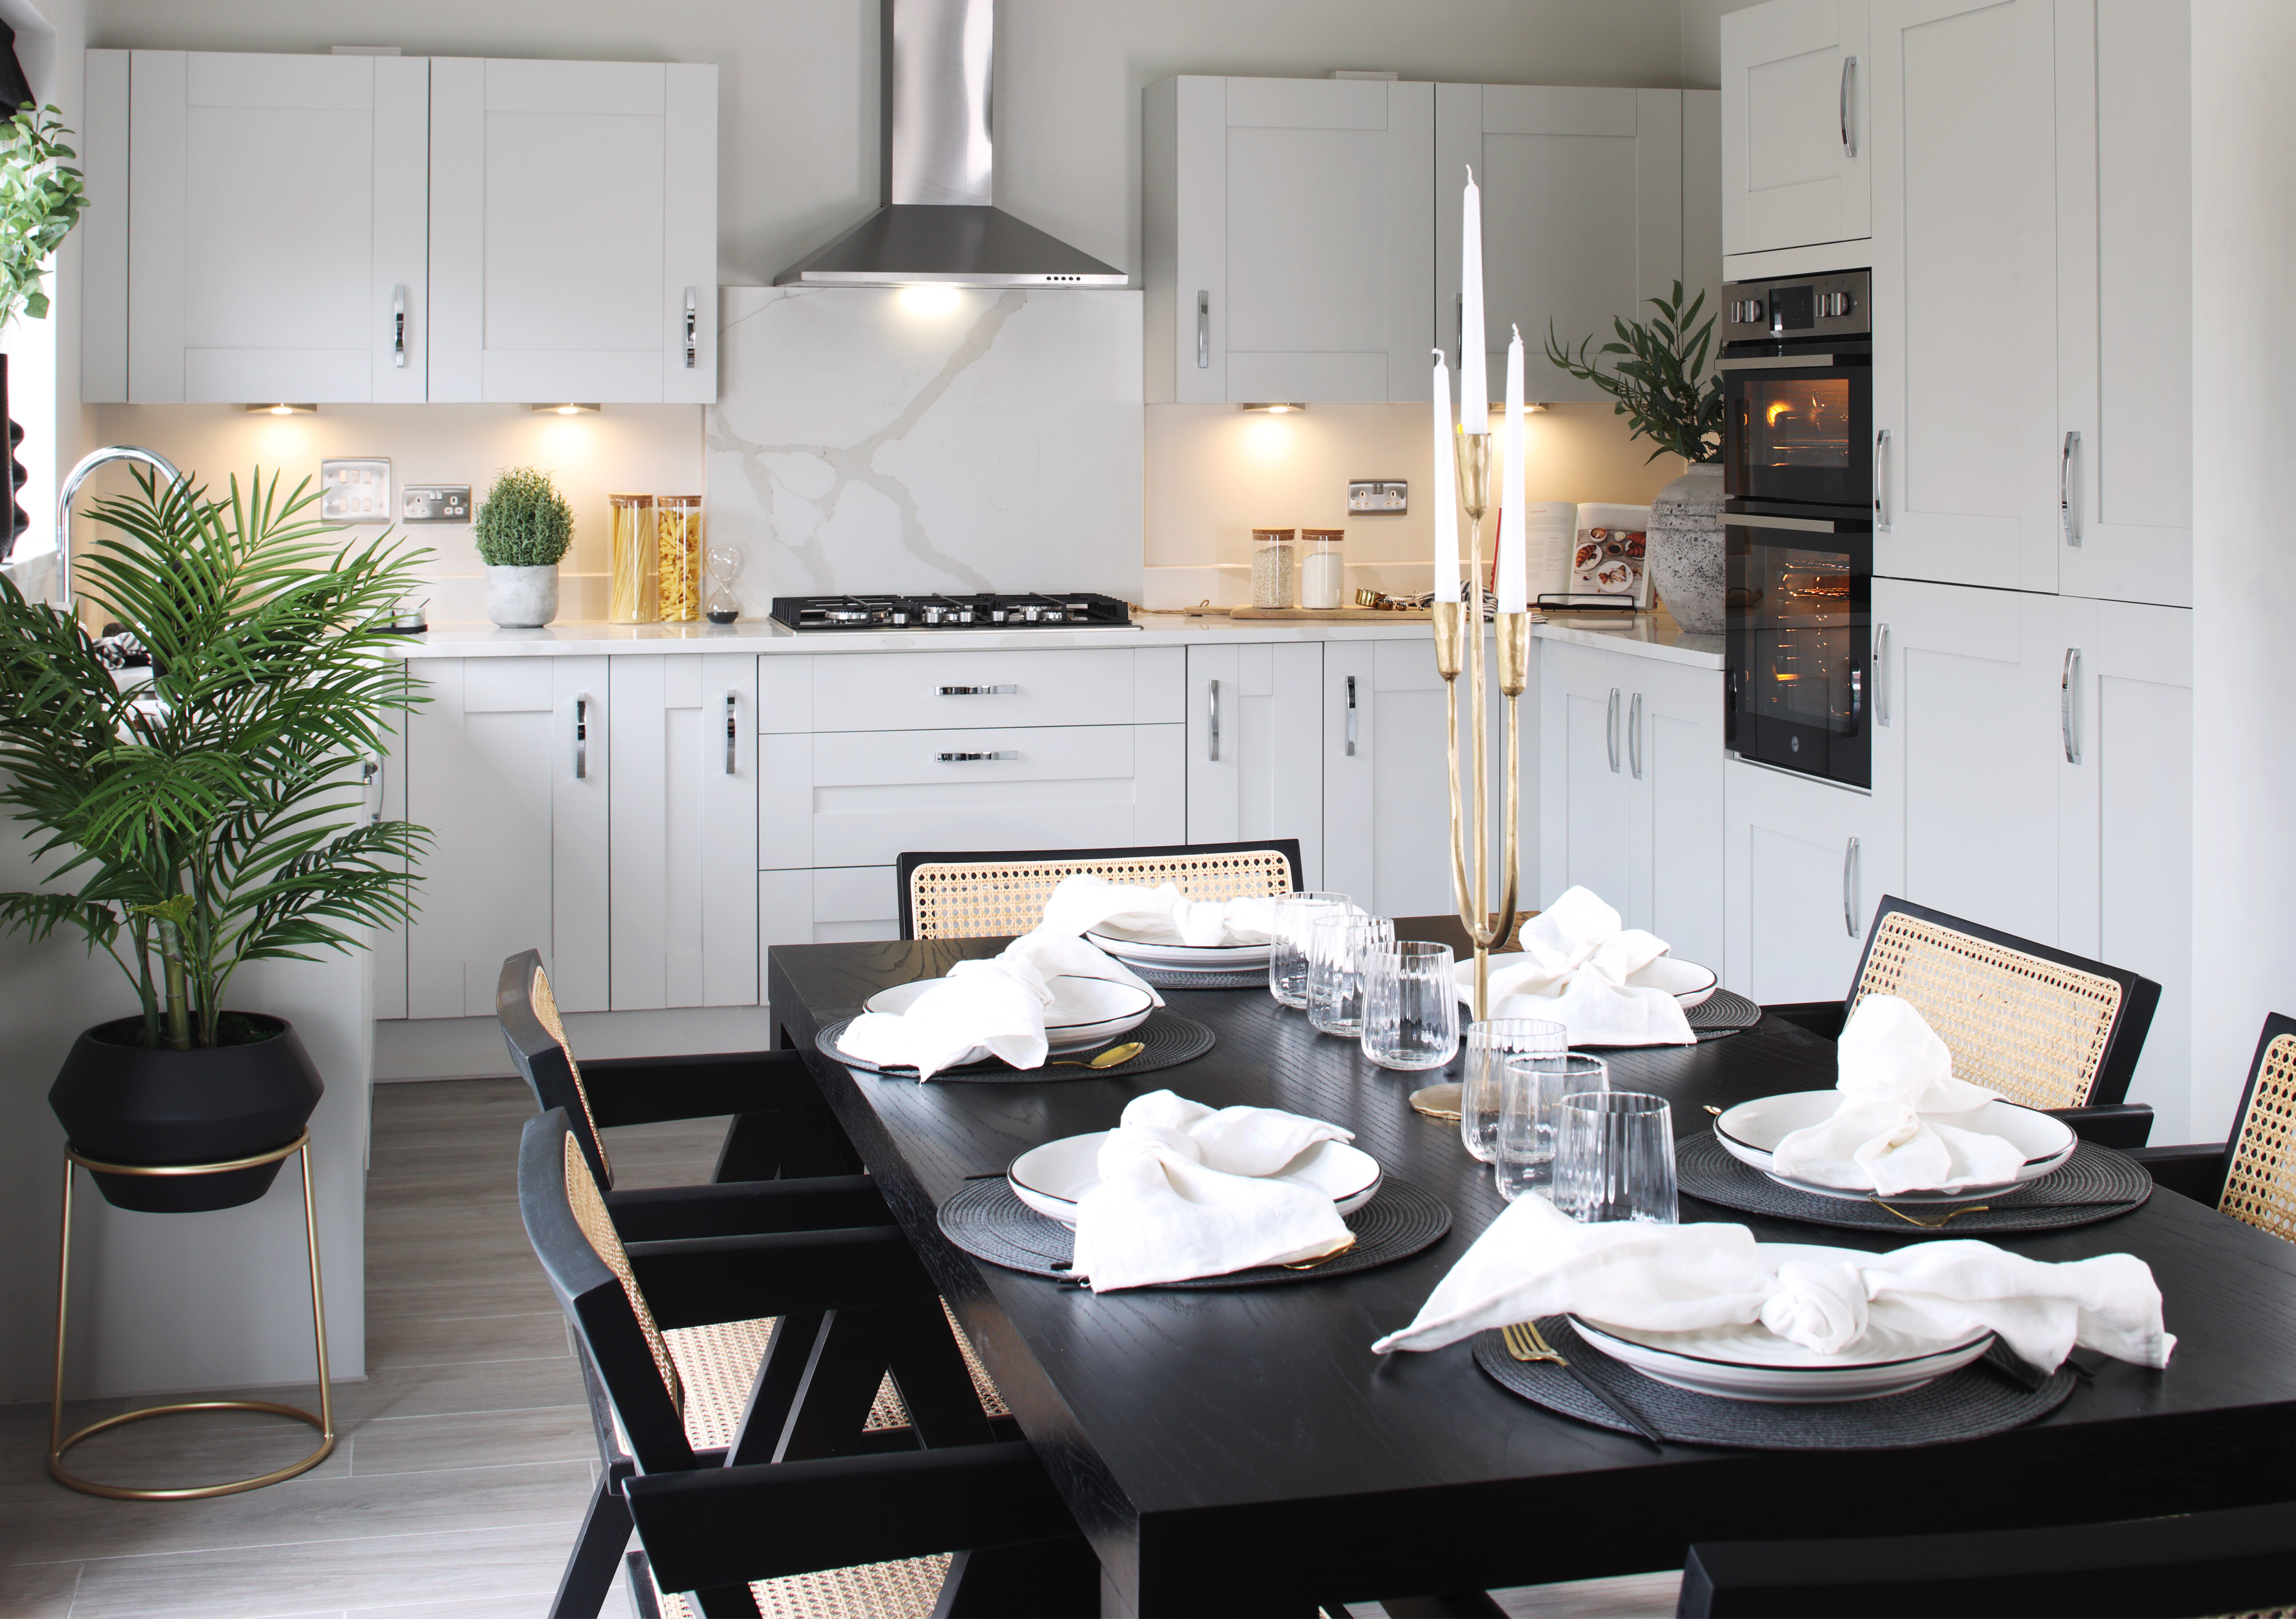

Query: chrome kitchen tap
[54,444,187,613]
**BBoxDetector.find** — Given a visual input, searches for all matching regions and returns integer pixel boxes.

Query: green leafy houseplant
[0,469,430,1050]
[1544,281,1723,465]
[0,103,86,326]
[473,466,574,567]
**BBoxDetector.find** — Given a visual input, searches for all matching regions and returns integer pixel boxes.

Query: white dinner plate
[1713,1091,2078,1203]
[1453,954,1720,1012]
[1086,928,1273,970]
[1006,1131,1382,1228]
[862,975,1155,1054]
[1569,1242,1995,1402]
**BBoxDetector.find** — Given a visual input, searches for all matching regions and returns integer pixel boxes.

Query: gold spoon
[1047,1041,1146,1070]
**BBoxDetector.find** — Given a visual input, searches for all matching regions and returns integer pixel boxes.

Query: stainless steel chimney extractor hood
[773,0,1125,288]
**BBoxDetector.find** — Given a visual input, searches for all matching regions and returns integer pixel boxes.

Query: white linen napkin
[1370,1193,2175,1373]
[1067,1090,1358,1291]
[1457,887,1695,1046]
[1038,873,1277,949]
[834,932,1161,1081]
[1766,995,2028,1196]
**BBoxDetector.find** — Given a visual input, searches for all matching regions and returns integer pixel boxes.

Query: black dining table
[766,921,2296,1617]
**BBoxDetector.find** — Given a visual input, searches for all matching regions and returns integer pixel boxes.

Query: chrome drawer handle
[391,284,406,368]
[724,691,738,775]
[937,684,1017,696]
[1197,291,1210,368]
[1844,837,1861,937]
[1875,624,1890,727]
[1629,691,1643,780]
[1606,687,1621,774]
[574,696,589,779]
[2060,430,2081,546]
[1840,56,1857,157]
[1207,678,1220,762]
[1874,429,1892,532]
[1345,674,1358,756]
[2062,648,2081,764]
[937,751,1017,762]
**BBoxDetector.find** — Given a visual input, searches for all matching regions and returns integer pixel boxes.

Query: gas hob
[769,591,1136,632]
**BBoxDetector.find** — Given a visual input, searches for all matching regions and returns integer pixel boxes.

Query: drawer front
[761,723,1186,870]
[806,648,1155,732]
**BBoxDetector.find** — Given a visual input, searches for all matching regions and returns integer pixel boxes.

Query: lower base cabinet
[1722,758,1898,1004]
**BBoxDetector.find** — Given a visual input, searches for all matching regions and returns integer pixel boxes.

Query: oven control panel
[1721,270,1870,342]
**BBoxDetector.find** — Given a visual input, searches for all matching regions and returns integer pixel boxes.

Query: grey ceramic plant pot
[1647,462,1727,634]
[486,565,559,628]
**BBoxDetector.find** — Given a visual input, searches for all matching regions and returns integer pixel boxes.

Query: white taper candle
[1498,324,1527,613]
[1430,349,1459,604]
[1459,166,1487,433]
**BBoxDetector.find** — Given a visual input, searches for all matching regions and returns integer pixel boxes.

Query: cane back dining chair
[2132,1013,2296,1246]
[519,1110,1092,1619]
[895,837,1303,940]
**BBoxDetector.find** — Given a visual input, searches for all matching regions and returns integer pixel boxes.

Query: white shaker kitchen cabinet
[84,50,429,404]
[1143,76,1433,404]
[608,655,758,1013]
[428,57,717,404]
[1540,642,1637,916]
[1722,758,1898,1004]
[1436,86,1682,408]
[1869,0,2059,594]
[2054,0,2192,609]
[2055,598,2193,1137]
[1719,0,1871,260]
[402,657,609,1019]
[1185,644,1324,883]
[1870,579,2061,948]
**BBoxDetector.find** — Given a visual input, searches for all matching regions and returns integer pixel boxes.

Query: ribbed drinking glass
[1492,1053,1608,1200]
[1359,941,1460,1070]
[1269,892,1351,1008]
[1460,1019,1568,1163]
[1551,1090,1678,1224]
[1308,913,1394,1036]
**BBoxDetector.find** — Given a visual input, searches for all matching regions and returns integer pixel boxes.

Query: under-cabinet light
[1237,402,1306,414]
[244,403,317,415]
[528,403,601,415]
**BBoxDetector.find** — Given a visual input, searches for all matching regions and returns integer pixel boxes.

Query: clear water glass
[1269,891,1351,1008]
[1360,941,1461,1070]
[1492,1054,1608,1200]
[1307,913,1394,1036]
[1461,1019,1569,1163]
[1551,1090,1678,1224]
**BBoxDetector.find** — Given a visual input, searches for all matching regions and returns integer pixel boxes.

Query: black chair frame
[2130,1011,2296,1204]
[894,837,1305,940]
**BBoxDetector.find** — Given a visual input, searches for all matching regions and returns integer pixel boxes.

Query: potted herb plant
[0,103,87,561]
[0,469,428,1211]
[474,466,574,628]
[1546,282,1727,632]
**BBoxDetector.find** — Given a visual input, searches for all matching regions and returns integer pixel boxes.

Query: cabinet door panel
[1871,0,2058,591]
[1724,758,1896,1002]
[1634,663,1726,974]
[1187,644,1322,873]
[1721,0,1872,256]
[1438,86,1681,407]
[1540,644,1635,908]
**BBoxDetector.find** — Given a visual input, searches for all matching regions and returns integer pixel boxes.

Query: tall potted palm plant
[0,469,428,1210]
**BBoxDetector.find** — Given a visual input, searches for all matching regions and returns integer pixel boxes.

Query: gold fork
[1498,1321,1666,1448]
[1501,1321,1562,1363]
[1867,1196,1991,1229]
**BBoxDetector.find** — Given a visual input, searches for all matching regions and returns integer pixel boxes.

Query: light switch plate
[1348,478,1408,515]
[320,458,391,523]
[401,484,472,524]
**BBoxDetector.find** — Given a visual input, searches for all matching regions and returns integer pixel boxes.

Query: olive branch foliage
[0,103,86,325]
[1544,280,1724,465]
[0,470,431,1047]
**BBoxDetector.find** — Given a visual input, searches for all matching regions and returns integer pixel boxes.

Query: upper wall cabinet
[1144,76,1433,404]
[1720,0,1871,261]
[83,52,717,406]
[1436,86,1683,407]
[84,50,430,404]
[428,59,716,404]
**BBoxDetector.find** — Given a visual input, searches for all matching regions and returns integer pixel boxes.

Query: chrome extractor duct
[773,0,1125,288]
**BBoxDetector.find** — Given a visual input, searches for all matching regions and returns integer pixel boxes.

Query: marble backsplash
[708,286,1144,612]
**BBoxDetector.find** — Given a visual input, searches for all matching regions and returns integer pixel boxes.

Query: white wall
[2191,0,2296,1140]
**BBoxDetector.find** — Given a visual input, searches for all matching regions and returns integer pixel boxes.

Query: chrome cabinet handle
[1840,56,1857,157]
[937,750,1018,762]
[2061,648,2081,763]
[1606,687,1621,773]
[1207,678,1220,762]
[1345,674,1358,756]
[1843,836,1861,937]
[1873,429,1892,532]
[1196,291,1209,368]
[2060,430,2081,546]
[724,691,738,774]
[1629,691,1644,779]
[391,285,406,369]
[684,288,699,370]
[574,696,589,779]
[1874,624,1890,727]
[937,684,1017,696]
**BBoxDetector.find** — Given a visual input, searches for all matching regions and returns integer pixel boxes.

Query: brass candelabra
[1431,430,1531,1022]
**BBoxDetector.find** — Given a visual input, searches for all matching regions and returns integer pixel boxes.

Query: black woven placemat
[816,1009,1214,1082]
[1687,987,1761,1037]
[1472,1316,2075,1449]
[937,1176,1451,1287]
[1677,1133,2152,1236]
[1130,964,1271,991]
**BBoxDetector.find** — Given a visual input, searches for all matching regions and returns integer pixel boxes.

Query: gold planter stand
[49,1131,336,1501]
[1434,431,1531,1022]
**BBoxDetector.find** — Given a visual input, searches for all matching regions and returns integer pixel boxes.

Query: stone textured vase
[486,565,559,628]
[1647,462,1727,634]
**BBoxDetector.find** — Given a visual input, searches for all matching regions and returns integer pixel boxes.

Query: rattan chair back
[498,949,613,1188]
[2216,1014,2296,1245]
[1846,898,2160,1109]
[896,839,1303,941]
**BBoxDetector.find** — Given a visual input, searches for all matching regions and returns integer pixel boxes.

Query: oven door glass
[1725,363,1872,509]
[1726,521,1872,789]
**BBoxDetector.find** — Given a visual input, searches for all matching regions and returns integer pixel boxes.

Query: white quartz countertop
[394,609,1722,669]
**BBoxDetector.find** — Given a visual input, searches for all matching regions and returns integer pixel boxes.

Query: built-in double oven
[1720,269,1873,790]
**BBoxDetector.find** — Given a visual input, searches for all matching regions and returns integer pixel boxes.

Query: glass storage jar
[1299,528,1346,609]
[607,493,657,623]
[657,495,705,623]
[1251,528,1296,609]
